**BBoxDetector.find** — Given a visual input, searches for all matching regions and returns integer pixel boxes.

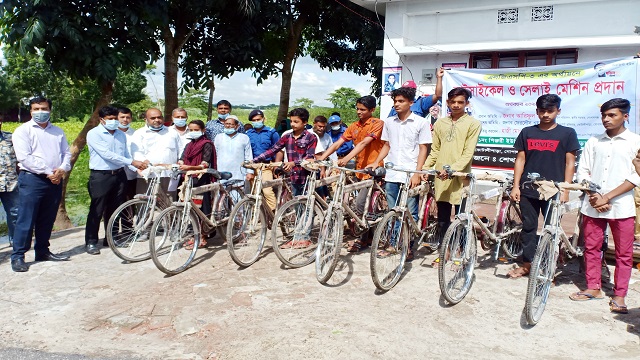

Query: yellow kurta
[423,114,482,204]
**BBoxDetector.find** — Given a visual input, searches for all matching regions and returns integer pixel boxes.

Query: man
[214,115,253,182]
[170,107,189,154]
[10,96,72,272]
[130,108,182,194]
[205,100,245,142]
[388,68,444,118]
[368,87,432,261]
[245,109,280,210]
[311,115,336,199]
[327,114,354,159]
[569,98,640,315]
[85,106,146,255]
[0,114,19,247]
[508,94,580,278]
[117,107,138,201]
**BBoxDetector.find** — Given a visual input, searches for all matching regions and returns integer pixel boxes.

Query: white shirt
[130,125,182,177]
[577,129,640,219]
[170,125,189,156]
[317,132,337,161]
[214,132,253,181]
[281,129,325,161]
[381,113,432,183]
[120,127,138,180]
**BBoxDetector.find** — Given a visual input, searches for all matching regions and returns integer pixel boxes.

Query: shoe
[35,252,70,262]
[86,244,101,255]
[11,258,28,272]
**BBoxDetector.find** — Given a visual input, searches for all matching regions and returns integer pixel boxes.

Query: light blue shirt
[12,120,71,175]
[213,132,253,181]
[87,124,135,171]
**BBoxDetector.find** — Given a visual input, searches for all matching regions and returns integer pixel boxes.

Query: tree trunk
[276,18,306,122]
[207,74,215,121]
[54,80,114,230]
[163,28,180,118]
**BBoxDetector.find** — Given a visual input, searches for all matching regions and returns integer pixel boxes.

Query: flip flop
[569,291,604,301]
[609,299,629,314]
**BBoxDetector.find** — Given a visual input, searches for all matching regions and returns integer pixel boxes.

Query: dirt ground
[0,206,639,360]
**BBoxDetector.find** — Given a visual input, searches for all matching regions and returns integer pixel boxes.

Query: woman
[178,120,216,248]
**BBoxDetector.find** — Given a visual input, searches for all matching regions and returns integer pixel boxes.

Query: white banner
[442,57,639,169]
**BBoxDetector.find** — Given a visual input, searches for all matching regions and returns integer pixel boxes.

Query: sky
[146,55,376,107]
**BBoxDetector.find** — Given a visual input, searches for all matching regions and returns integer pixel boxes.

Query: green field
[1,106,379,226]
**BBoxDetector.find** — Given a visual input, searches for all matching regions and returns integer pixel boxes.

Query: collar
[356,117,375,127]
[29,119,52,129]
[598,128,634,140]
[392,112,418,123]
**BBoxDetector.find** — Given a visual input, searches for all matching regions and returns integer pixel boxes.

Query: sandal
[347,239,370,253]
[609,299,629,314]
[569,291,604,301]
[185,238,207,250]
[507,266,530,279]
[406,249,414,262]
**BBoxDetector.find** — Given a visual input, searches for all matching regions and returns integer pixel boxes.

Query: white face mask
[186,131,203,140]
[331,125,341,131]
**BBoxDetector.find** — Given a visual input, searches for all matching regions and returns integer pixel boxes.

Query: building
[351,0,640,116]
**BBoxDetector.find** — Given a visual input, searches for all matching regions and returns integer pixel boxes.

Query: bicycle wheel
[524,232,556,325]
[419,194,439,252]
[370,211,409,291]
[226,197,266,267]
[499,200,523,259]
[438,219,477,305]
[315,208,344,284]
[106,198,160,262]
[272,197,324,268]
[215,186,242,233]
[149,206,200,275]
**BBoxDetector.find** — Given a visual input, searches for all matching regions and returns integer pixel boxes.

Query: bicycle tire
[438,219,477,305]
[226,197,267,267]
[524,231,556,325]
[315,208,344,284]
[272,197,324,268]
[215,186,243,234]
[420,194,439,252]
[370,211,409,291]
[500,200,523,259]
[106,198,160,262]
[149,206,200,275]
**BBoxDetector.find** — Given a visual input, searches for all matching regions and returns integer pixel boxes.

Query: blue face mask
[149,124,164,131]
[32,111,51,124]
[218,113,229,120]
[119,123,130,129]
[173,118,187,127]
[186,131,203,140]
[103,119,120,131]
[223,128,236,135]
[251,121,264,129]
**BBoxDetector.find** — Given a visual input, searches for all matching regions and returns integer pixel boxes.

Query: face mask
[186,131,203,140]
[218,113,229,120]
[331,125,341,131]
[149,124,164,131]
[103,119,120,131]
[118,123,130,129]
[173,118,187,127]
[223,128,236,135]
[32,111,50,124]
[251,121,264,129]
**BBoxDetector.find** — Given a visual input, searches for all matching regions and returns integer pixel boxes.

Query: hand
[143,160,150,165]
[337,158,348,167]
[560,189,569,203]
[594,203,612,213]
[132,160,146,170]
[510,187,521,202]
[319,168,326,179]
[436,67,445,78]
[364,163,377,171]
[283,161,295,172]
[437,169,449,180]
[589,193,609,208]
[178,164,190,171]
[410,173,421,188]
[246,173,255,182]
[633,149,640,175]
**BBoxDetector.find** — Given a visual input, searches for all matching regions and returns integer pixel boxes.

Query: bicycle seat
[364,167,386,178]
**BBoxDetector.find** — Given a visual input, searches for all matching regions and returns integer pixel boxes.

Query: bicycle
[369,162,437,291]
[437,167,524,305]
[106,165,175,262]
[314,162,387,284]
[148,169,237,275]
[271,160,337,268]
[523,173,600,325]
[226,161,294,267]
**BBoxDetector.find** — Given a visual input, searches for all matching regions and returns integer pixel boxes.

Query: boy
[508,94,580,278]
[367,87,431,261]
[423,87,481,256]
[569,98,640,314]
[253,108,317,196]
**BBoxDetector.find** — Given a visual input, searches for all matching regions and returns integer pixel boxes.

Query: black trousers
[436,201,463,243]
[520,195,552,263]
[85,169,127,245]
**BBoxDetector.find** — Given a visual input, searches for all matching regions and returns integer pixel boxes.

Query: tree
[293,97,314,109]
[326,87,361,109]
[0,0,159,228]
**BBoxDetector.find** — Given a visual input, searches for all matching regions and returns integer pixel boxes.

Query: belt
[91,168,124,175]
[21,170,49,179]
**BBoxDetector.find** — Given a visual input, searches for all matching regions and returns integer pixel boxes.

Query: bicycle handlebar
[242,161,285,170]
[384,162,438,176]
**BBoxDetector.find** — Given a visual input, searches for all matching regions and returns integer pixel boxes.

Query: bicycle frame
[243,161,293,229]
[132,166,174,231]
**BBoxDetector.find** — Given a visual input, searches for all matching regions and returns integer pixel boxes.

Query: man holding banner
[388,68,445,118]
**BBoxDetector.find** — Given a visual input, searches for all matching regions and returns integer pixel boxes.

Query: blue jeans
[291,184,305,197]
[0,189,19,243]
[385,182,419,221]
[11,172,62,261]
